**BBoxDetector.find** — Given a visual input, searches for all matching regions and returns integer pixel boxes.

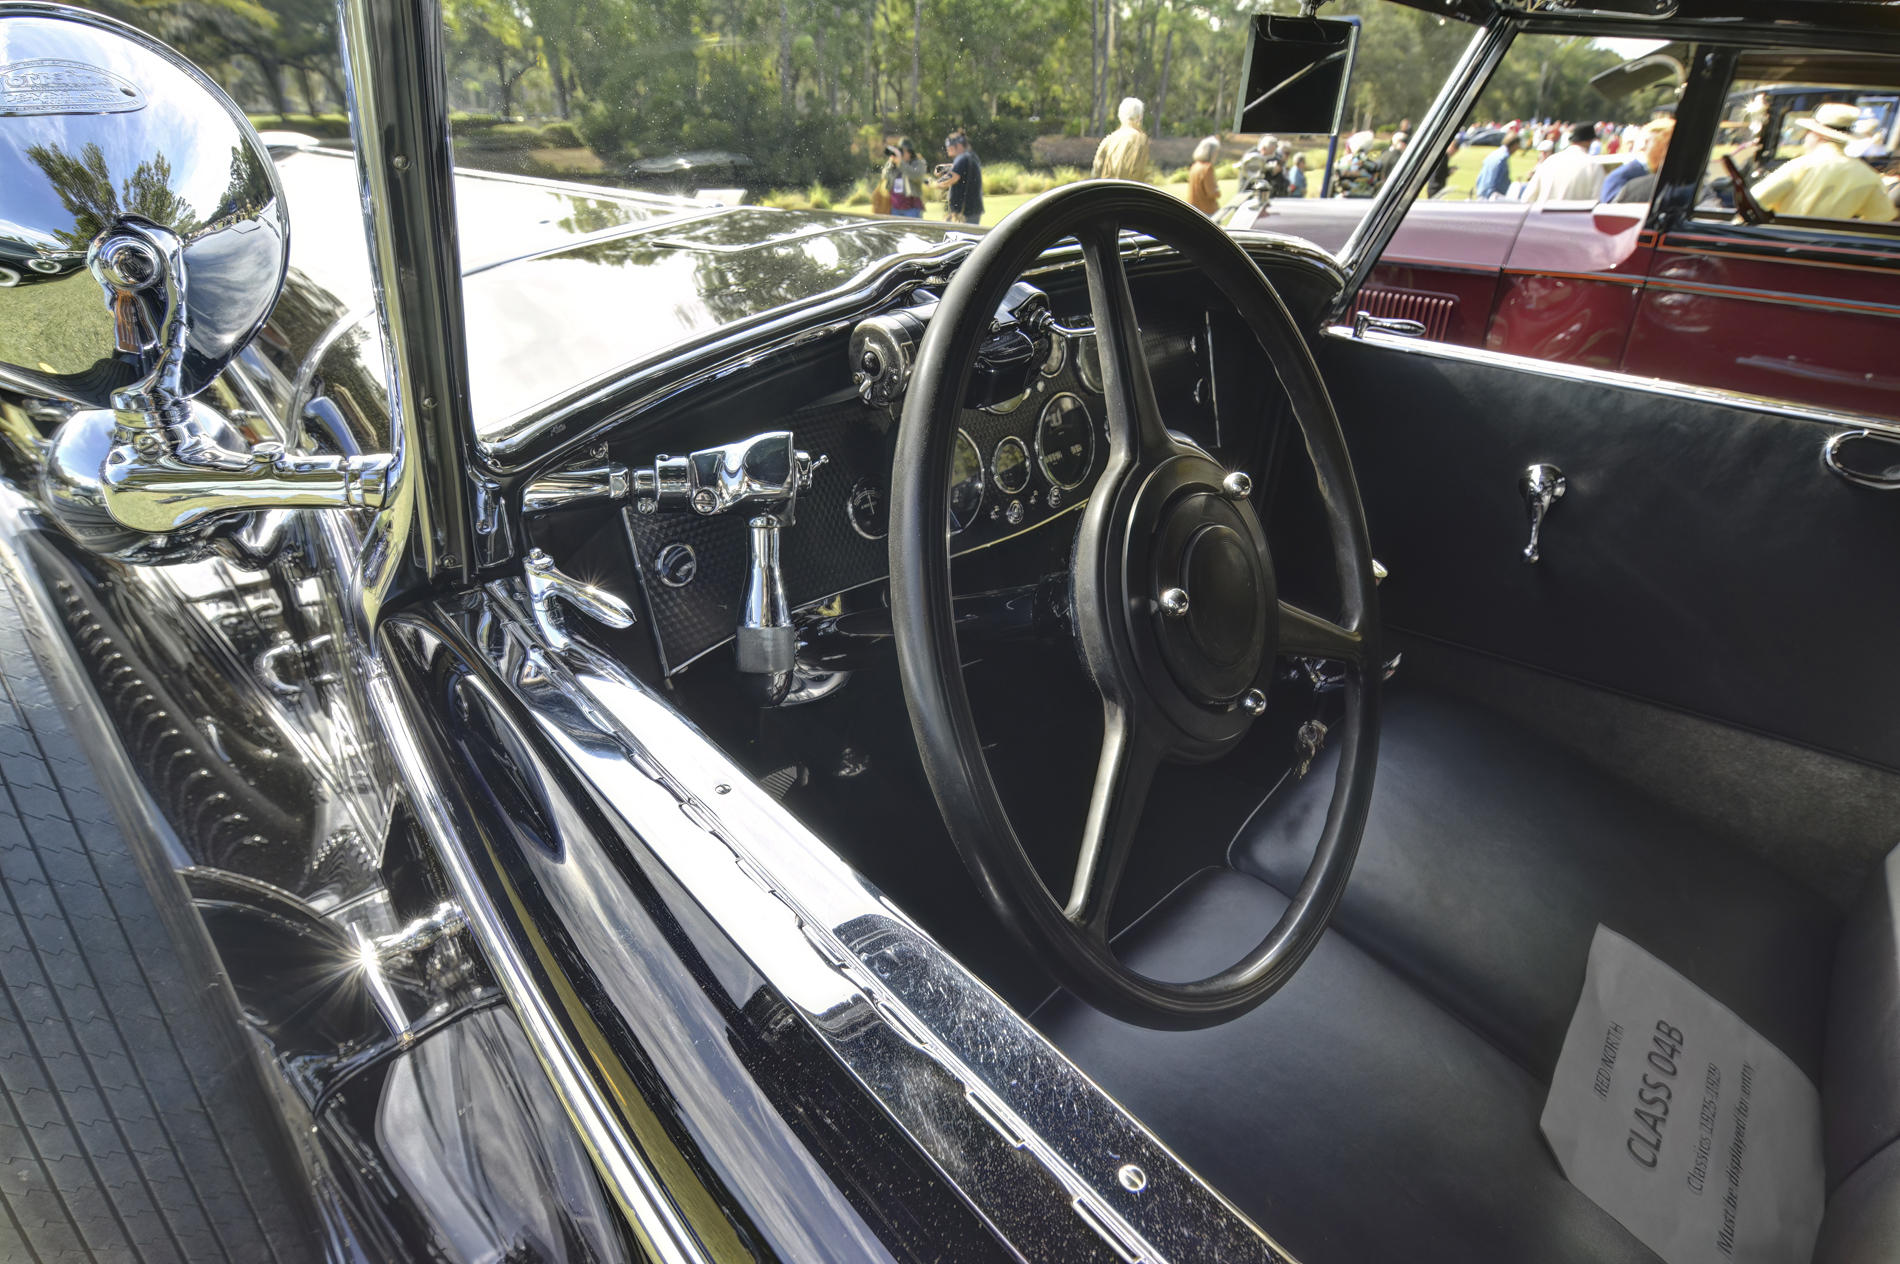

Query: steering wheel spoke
[1064,708,1165,939]
[1079,222,1178,465]
[1277,600,1364,664]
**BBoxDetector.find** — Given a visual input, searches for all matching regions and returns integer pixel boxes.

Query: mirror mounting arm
[75,219,393,538]
[98,421,391,536]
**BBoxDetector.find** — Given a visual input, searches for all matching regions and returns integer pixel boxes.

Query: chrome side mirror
[0,9,389,560]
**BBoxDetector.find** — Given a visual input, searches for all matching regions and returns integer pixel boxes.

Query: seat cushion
[1825,847,1900,1190]
[1036,867,1661,1264]
[1814,1138,1900,1264]
[1233,689,1840,1085]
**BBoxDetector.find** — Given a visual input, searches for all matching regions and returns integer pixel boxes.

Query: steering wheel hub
[1149,486,1273,705]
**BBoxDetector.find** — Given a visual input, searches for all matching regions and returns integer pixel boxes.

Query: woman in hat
[1748,102,1896,222]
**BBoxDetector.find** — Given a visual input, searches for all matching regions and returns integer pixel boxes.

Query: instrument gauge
[847,475,888,539]
[949,429,984,532]
[1041,334,1069,378]
[1036,393,1094,490]
[992,436,1031,495]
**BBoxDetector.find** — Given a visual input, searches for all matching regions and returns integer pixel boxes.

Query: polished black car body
[3,0,1900,1261]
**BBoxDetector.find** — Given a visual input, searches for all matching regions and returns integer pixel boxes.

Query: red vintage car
[1239,49,1900,422]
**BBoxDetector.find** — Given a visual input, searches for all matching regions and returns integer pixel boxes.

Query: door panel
[1317,331,1900,770]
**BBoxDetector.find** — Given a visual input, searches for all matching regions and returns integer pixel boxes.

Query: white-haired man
[1091,97,1151,182]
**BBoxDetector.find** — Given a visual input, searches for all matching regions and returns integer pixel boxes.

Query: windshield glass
[61,0,1495,441]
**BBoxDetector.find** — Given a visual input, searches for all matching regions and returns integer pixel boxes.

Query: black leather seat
[1037,690,1900,1264]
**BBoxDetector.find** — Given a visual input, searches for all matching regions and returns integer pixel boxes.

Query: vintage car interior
[2,0,1899,1261]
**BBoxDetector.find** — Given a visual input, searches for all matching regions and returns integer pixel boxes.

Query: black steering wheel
[890,181,1382,1030]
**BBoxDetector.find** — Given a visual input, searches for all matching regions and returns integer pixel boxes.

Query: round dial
[1075,334,1104,395]
[1041,334,1069,378]
[1036,394,1094,490]
[847,475,888,539]
[949,429,984,532]
[992,435,1031,495]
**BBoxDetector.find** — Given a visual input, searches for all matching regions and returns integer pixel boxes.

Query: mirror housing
[0,6,389,562]
[1233,15,1359,138]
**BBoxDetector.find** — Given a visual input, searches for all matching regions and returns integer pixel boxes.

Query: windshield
[64,0,1500,442]
[94,0,1489,227]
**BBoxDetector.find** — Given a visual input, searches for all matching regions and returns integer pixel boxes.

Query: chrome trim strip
[1330,18,1516,322]
[459,206,733,277]
[1323,325,1900,437]
[467,587,1293,1264]
[1500,267,1646,288]
[1665,228,1900,264]
[1644,278,1900,320]
[364,659,714,1264]
[648,218,910,255]
[448,162,709,210]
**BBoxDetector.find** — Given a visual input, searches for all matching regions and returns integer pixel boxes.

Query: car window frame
[1325,16,1900,430]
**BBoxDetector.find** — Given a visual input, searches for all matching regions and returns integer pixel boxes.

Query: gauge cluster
[943,331,1107,551]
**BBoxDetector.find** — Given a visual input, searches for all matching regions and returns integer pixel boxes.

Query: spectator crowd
[868,95,1899,225]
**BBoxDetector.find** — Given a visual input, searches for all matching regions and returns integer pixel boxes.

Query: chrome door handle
[1823,429,1900,490]
[524,549,636,652]
[1520,464,1565,563]
[1352,310,1426,340]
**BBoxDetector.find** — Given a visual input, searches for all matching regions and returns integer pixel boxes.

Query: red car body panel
[1248,196,1900,420]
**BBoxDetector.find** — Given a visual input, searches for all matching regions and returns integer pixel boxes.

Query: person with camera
[881,138,926,217]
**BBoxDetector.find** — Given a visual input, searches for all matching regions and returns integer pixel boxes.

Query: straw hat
[1795,102,1862,145]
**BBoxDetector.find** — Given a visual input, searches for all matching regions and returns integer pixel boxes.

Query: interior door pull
[1352,311,1426,340]
[1520,464,1565,563]
[1823,430,1900,490]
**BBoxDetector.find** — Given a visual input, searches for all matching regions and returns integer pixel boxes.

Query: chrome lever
[1520,464,1566,563]
[1352,310,1426,340]
[738,515,795,706]
[524,548,636,652]
[521,462,631,512]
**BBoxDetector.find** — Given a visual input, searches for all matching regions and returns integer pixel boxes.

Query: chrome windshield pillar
[338,0,479,615]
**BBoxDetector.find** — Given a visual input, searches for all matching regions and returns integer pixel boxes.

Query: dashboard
[535,262,1275,683]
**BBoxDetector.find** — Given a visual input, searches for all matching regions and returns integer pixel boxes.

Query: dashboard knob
[1159,587,1190,618]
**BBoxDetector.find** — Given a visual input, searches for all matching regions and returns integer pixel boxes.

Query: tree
[447,0,540,118]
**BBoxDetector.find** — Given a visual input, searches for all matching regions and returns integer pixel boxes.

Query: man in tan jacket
[1092,97,1151,182]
